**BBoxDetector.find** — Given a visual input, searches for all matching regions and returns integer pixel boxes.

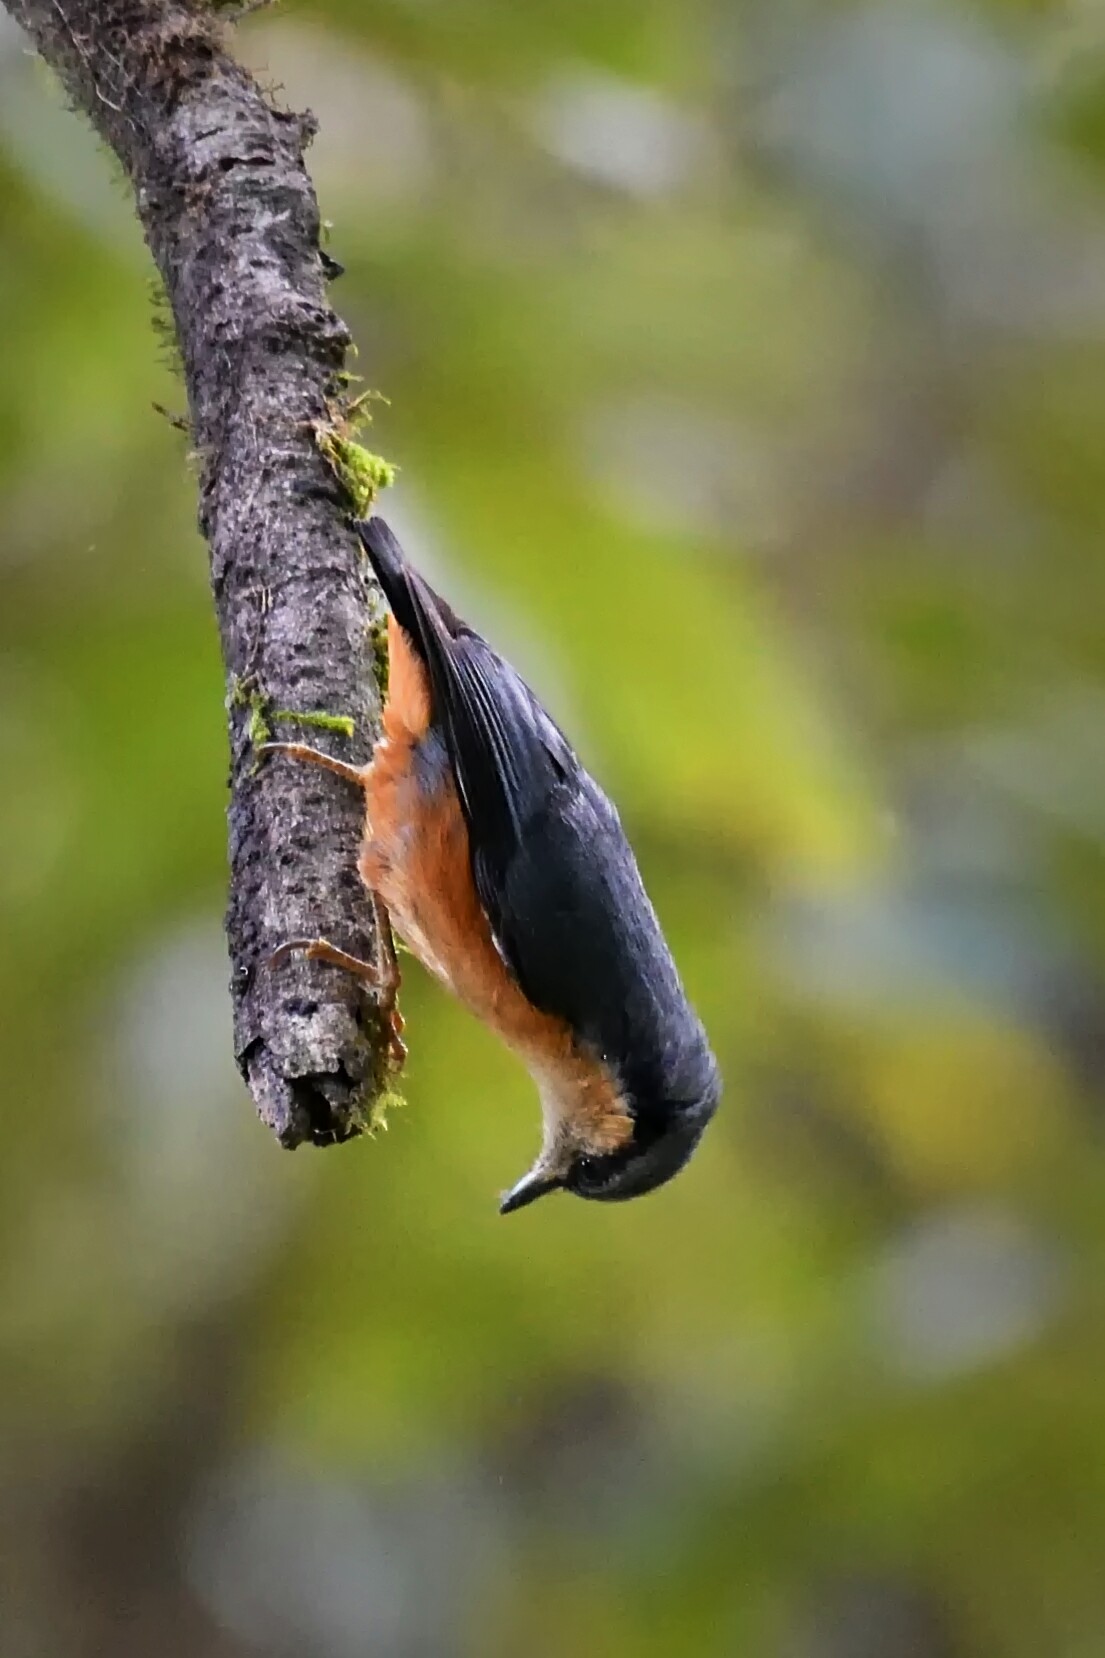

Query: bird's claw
[269,936,406,1068]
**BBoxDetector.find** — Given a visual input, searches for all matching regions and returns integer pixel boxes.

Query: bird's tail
[356,517,464,649]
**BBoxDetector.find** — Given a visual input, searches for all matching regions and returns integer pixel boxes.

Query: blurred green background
[4,1,1105,1653]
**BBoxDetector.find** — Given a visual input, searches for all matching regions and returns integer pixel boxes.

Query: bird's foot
[257,742,366,789]
[269,936,406,1067]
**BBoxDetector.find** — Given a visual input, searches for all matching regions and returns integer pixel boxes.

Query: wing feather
[358,518,685,1069]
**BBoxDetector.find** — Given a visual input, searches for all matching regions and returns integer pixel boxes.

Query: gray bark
[4,0,391,1146]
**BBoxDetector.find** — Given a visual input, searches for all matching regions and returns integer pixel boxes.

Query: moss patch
[229,690,358,752]
[272,708,356,740]
[315,387,397,518]
[367,1082,406,1136]
[368,613,390,701]
[149,274,184,382]
[228,674,272,759]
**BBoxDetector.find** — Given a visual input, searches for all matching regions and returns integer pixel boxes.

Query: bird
[261,517,720,1213]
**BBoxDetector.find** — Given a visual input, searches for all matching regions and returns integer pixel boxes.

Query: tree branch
[4,0,393,1146]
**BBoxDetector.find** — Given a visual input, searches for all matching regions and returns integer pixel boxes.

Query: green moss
[367,1082,406,1136]
[272,708,356,739]
[228,674,272,756]
[229,688,357,750]
[317,429,397,517]
[148,275,184,383]
[368,613,390,700]
[314,387,397,517]
[248,702,271,748]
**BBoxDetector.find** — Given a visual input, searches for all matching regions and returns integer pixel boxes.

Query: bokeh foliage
[3,2,1105,1653]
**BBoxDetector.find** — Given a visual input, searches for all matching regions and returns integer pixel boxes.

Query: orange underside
[359,615,630,1154]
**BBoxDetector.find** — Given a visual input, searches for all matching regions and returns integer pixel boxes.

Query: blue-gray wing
[358,517,691,1073]
[475,779,693,1078]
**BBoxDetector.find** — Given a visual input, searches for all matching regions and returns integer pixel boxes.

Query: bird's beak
[499,1166,562,1215]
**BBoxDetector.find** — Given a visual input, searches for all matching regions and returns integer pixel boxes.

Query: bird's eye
[574,1155,601,1184]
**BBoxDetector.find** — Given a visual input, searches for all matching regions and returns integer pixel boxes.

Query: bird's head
[499,1050,720,1214]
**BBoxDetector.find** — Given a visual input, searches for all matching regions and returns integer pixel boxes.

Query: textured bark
[4,0,390,1145]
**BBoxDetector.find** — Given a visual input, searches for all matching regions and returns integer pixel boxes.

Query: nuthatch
[263,518,720,1212]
